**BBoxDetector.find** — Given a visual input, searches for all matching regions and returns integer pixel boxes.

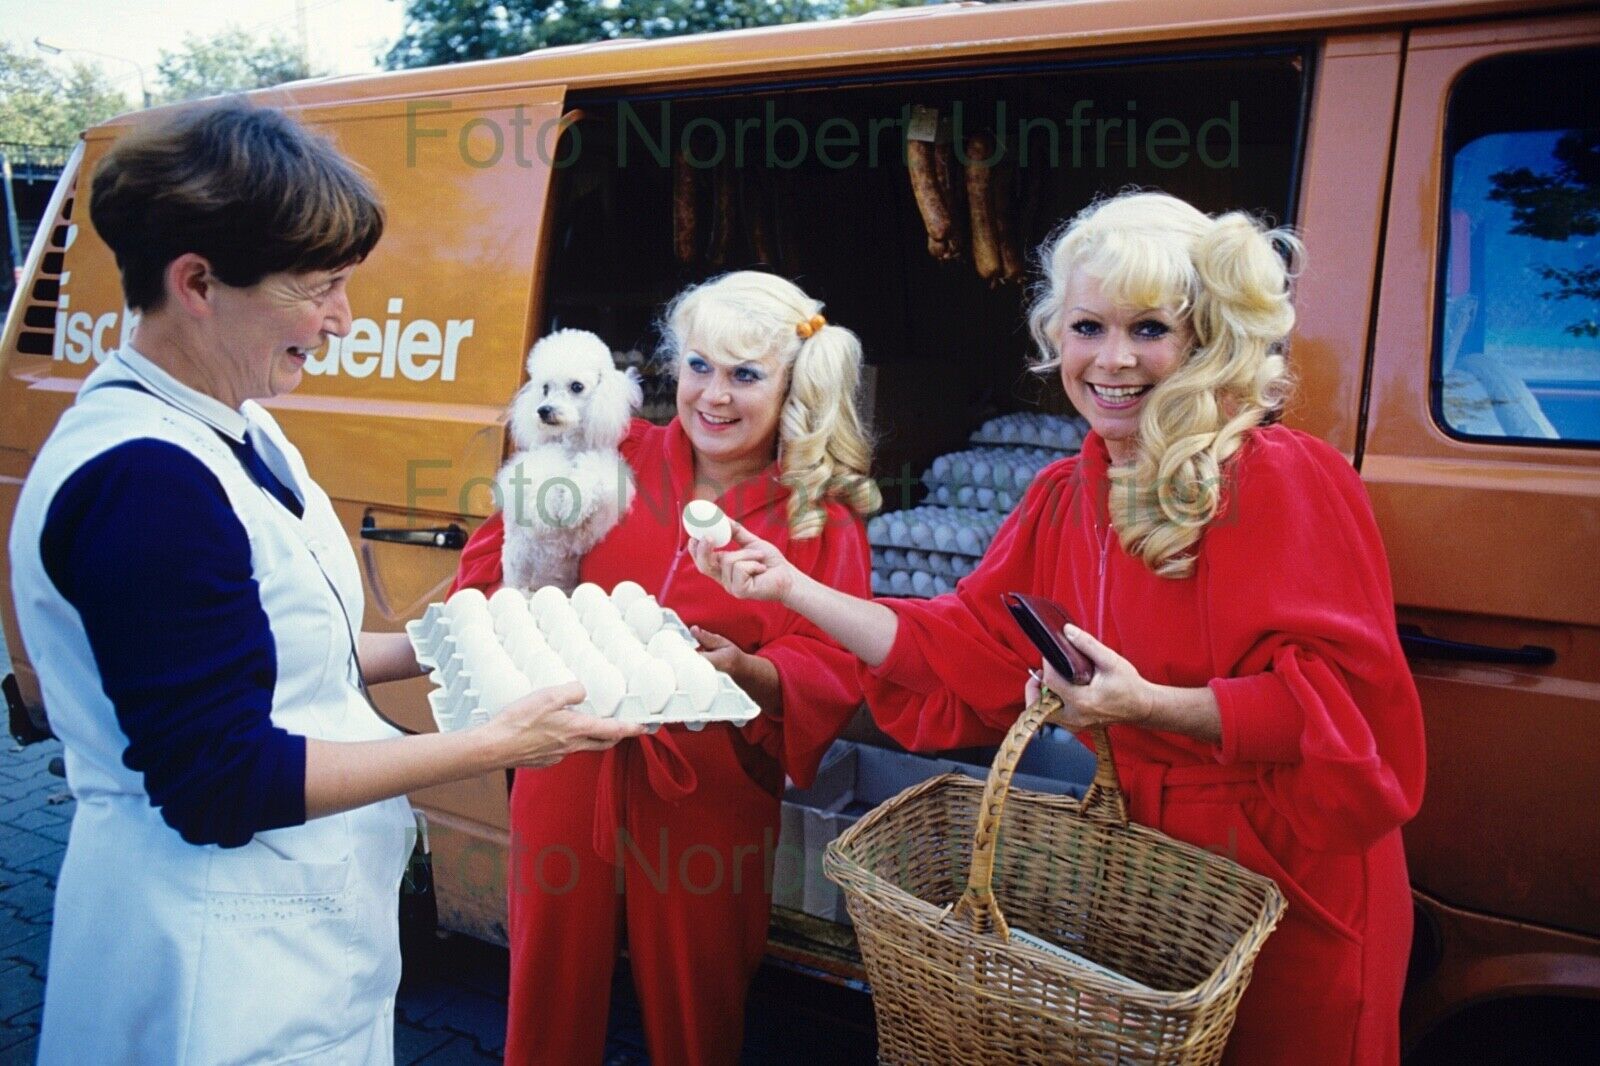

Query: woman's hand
[691,626,749,677]
[689,520,800,604]
[1024,625,1154,731]
[478,681,646,768]
[690,626,785,717]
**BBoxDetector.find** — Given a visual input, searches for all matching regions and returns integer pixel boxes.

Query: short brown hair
[90,100,384,312]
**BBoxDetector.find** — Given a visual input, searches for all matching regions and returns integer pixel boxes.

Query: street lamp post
[33,38,152,109]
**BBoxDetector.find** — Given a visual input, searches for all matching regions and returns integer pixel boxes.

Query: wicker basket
[824,689,1286,1065]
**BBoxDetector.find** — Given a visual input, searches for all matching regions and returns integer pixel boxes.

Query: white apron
[10,350,414,1065]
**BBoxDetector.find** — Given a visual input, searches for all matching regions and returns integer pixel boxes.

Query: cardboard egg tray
[406,597,760,735]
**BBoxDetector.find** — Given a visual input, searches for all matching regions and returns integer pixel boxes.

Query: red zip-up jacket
[863,425,1426,1065]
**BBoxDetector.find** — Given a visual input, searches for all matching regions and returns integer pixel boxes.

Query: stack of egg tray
[866,505,1001,598]
[406,596,760,735]
[967,411,1090,451]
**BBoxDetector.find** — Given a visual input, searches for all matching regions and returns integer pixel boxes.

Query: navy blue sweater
[40,437,309,847]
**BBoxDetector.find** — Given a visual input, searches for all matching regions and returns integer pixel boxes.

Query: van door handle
[360,517,466,550]
[1397,625,1556,666]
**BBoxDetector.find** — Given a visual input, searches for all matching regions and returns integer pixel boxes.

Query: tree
[383,0,937,70]
[1489,130,1600,339]
[0,42,130,145]
[156,28,320,104]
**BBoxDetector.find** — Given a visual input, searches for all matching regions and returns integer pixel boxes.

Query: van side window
[1435,49,1599,445]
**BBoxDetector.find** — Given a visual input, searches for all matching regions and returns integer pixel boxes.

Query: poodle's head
[509,329,642,451]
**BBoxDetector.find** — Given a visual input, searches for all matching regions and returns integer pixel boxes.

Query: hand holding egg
[687,518,798,604]
[681,500,733,549]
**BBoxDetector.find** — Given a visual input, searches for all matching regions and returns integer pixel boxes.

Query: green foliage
[155,28,320,104]
[0,42,130,145]
[384,0,943,70]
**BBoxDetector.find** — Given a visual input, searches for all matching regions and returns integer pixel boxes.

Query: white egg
[625,598,664,641]
[455,622,499,670]
[579,597,623,632]
[671,653,720,713]
[648,629,694,659]
[536,599,581,637]
[528,585,568,620]
[681,500,732,548]
[445,587,492,626]
[610,580,648,611]
[488,587,528,618]
[494,604,536,639]
[575,658,626,717]
[569,582,608,618]
[478,665,531,715]
[626,658,676,714]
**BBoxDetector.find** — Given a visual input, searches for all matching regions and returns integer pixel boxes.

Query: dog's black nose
[537,405,558,424]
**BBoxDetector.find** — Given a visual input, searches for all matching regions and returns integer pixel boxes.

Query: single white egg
[647,630,694,659]
[681,500,733,548]
[494,604,536,640]
[610,580,648,611]
[569,582,608,618]
[445,588,492,627]
[625,598,664,641]
[528,585,568,620]
[672,653,720,713]
[489,587,528,618]
[626,658,676,714]
[478,666,531,715]
[535,599,581,637]
[575,658,626,717]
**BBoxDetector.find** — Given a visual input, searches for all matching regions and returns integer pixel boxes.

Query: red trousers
[503,725,781,1066]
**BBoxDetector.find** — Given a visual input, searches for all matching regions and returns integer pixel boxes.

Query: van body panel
[89,0,1565,120]
[1280,31,1404,455]
[1365,13,1600,959]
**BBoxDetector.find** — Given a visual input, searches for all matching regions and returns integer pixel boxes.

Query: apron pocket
[188,850,359,1064]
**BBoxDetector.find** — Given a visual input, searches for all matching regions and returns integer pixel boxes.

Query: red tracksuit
[861,426,1426,1065]
[449,418,871,1066]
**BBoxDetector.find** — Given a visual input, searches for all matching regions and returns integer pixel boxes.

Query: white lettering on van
[304,303,473,383]
[342,320,383,378]
[48,286,473,383]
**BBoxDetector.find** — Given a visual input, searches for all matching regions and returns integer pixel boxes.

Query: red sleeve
[745,507,873,787]
[1200,429,1426,852]
[860,466,1079,752]
[449,511,506,596]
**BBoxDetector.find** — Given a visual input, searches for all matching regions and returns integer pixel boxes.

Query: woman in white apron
[8,102,643,1066]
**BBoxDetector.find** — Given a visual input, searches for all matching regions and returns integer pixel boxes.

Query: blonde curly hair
[660,271,881,538]
[1027,192,1302,577]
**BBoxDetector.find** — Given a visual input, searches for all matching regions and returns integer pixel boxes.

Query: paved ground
[0,738,875,1065]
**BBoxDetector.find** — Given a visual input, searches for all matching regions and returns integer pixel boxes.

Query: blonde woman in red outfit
[450,271,879,1066]
[693,193,1427,1065]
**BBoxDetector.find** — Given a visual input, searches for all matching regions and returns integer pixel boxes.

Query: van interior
[541,49,1307,485]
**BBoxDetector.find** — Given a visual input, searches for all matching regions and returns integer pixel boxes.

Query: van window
[1436,49,1600,445]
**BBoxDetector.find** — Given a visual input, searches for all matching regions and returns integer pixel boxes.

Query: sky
[1,0,408,98]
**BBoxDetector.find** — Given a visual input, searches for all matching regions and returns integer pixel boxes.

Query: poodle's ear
[583,365,643,450]
[507,379,541,450]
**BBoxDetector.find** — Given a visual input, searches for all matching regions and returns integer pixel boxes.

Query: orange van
[2,0,1595,1056]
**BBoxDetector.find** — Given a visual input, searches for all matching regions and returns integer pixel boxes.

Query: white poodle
[497,329,642,592]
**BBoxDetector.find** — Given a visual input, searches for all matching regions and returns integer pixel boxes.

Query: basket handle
[950,687,1128,938]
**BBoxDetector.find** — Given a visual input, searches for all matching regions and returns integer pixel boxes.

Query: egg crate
[871,547,980,581]
[920,446,1064,494]
[406,593,760,735]
[967,413,1089,451]
[871,569,957,598]
[925,483,1022,513]
[866,505,1003,557]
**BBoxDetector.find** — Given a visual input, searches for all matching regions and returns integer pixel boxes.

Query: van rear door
[1362,17,1600,944]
